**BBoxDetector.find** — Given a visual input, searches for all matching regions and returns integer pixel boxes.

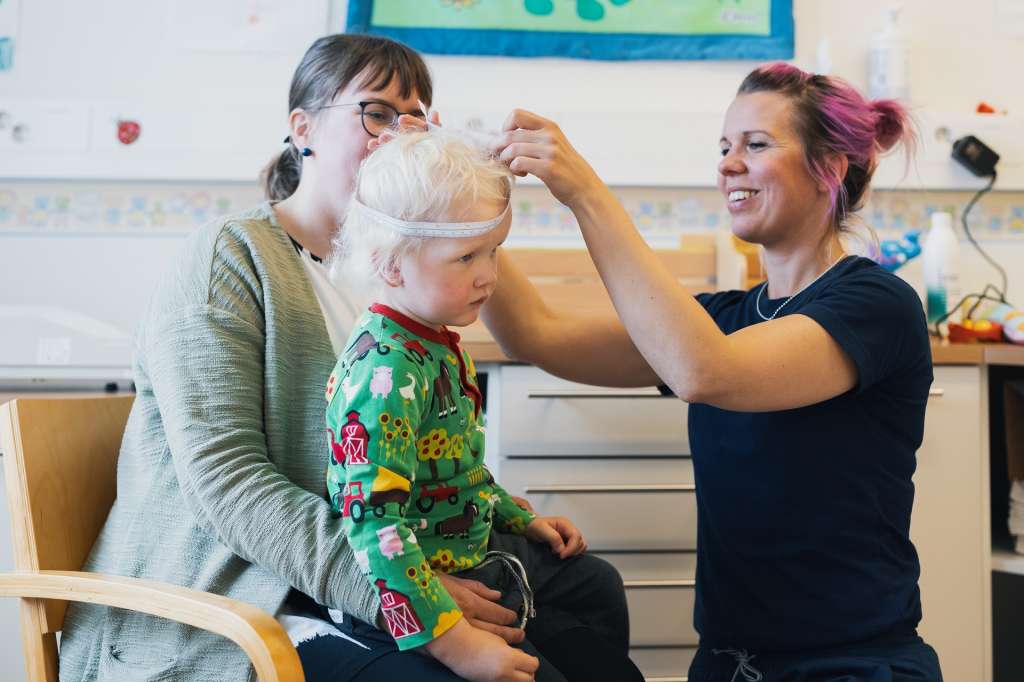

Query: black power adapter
[952,135,1000,177]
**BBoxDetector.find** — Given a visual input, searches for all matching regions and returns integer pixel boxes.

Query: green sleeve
[490,477,536,535]
[326,346,461,650]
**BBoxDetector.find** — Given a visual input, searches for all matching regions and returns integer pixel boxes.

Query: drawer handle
[624,579,695,588]
[928,388,944,398]
[523,484,696,494]
[528,389,665,399]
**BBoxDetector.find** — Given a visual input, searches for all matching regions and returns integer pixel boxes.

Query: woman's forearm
[567,185,730,402]
[482,249,661,387]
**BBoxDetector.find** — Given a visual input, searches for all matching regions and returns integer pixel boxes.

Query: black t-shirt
[690,256,933,652]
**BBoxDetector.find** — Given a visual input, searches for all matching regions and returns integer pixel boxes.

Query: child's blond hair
[330,129,513,293]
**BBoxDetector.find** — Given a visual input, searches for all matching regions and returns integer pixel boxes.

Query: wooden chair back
[1,395,134,680]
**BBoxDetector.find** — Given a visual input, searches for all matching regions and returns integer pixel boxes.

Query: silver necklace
[755,255,848,321]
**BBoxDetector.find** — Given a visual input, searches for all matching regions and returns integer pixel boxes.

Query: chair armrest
[0,570,304,682]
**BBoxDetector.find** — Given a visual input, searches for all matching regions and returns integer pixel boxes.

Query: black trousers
[294,532,642,681]
[688,633,943,682]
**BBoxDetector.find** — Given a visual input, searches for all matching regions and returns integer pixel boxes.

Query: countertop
[460,320,1024,367]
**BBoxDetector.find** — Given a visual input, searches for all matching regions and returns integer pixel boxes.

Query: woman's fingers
[501,108,555,134]
[437,573,520,626]
[508,155,547,178]
[472,595,520,626]
[515,650,541,673]
[468,617,526,644]
[493,128,554,155]
[448,574,502,601]
[497,141,553,163]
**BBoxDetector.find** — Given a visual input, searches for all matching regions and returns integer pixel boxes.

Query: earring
[301,147,313,157]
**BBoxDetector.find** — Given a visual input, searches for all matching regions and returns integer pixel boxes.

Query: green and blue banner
[347,0,793,61]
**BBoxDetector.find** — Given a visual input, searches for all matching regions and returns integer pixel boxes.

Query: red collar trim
[368,303,461,346]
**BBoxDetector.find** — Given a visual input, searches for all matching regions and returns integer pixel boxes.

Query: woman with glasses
[57,34,645,682]
[493,64,942,681]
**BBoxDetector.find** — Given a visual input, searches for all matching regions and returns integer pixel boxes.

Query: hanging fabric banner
[346,0,793,61]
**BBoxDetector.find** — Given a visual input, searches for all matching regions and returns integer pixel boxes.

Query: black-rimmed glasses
[319,101,427,138]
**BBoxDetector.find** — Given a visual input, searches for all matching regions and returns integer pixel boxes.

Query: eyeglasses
[319,100,427,138]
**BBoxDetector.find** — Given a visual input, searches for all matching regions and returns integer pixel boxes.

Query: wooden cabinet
[485,365,696,681]
[911,366,990,682]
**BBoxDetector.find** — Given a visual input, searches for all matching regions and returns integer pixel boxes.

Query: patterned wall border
[1,182,1022,241]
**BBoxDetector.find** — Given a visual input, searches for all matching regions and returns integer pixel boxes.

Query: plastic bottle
[867,5,909,101]
[922,211,961,325]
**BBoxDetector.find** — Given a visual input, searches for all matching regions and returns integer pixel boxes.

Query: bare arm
[481,247,661,388]
[496,110,857,412]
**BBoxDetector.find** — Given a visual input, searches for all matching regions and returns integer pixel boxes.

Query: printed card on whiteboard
[0,0,21,70]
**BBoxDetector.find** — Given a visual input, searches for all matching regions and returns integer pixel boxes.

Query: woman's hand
[436,572,525,644]
[493,109,604,209]
[425,618,538,682]
[524,516,587,559]
[366,110,441,151]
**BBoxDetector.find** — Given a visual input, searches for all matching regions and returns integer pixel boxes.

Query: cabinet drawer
[498,458,694,493]
[498,366,689,457]
[626,582,698,647]
[519,488,697,551]
[631,646,696,681]
[593,551,697,582]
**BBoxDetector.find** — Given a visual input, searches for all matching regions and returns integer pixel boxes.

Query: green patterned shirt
[326,303,536,650]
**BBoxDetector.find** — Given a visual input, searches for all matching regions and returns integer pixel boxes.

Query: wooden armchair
[0,396,303,682]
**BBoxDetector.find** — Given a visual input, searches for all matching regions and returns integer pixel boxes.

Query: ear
[818,152,849,194]
[375,252,404,288]
[288,108,313,152]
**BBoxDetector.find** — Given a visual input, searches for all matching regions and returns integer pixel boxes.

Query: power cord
[930,172,1012,338]
[962,171,1006,301]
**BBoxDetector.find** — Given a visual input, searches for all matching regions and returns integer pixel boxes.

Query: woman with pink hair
[494,64,942,681]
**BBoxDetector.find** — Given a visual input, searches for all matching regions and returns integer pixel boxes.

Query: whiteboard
[0,232,188,388]
[0,0,333,182]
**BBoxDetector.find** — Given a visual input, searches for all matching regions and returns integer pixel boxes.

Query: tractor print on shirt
[347,330,391,362]
[335,481,366,523]
[390,331,435,366]
[368,467,412,517]
[416,482,460,513]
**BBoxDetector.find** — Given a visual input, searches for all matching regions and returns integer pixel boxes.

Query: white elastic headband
[348,198,510,238]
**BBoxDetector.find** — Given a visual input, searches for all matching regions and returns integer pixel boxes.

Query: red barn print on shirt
[376,578,424,639]
[341,411,370,466]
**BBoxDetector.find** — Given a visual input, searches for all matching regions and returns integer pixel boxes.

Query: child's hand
[509,495,535,513]
[524,516,587,559]
[425,618,539,682]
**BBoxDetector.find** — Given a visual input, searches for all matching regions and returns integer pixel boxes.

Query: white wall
[3,0,1022,188]
[420,0,1024,115]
